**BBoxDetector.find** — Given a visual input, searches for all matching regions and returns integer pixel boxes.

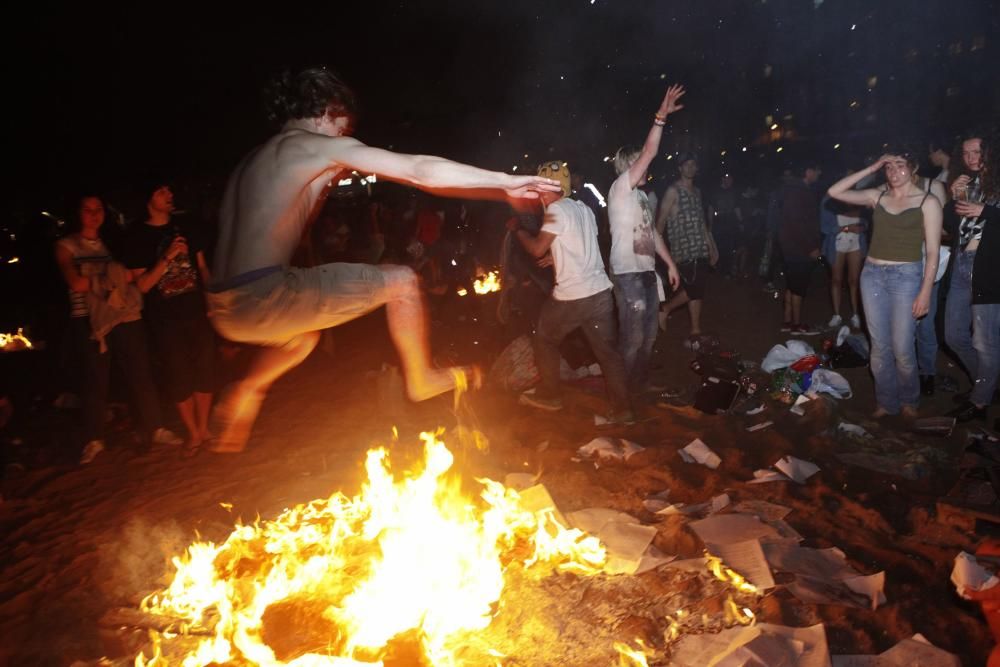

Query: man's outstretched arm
[624,84,685,189]
[309,136,562,199]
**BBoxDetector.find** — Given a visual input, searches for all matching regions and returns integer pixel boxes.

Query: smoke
[96,517,190,605]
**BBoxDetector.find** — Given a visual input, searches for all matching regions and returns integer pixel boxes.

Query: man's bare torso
[213,129,342,282]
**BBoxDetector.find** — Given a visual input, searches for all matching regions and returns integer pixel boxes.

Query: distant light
[559,75,564,80]
[720,150,727,156]
[867,75,878,88]
[602,156,611,162]
[849,100,859,109]
[850,23,856,30]
[742,146,748,152]
[660,73,666,80]
[770,123,779,130]
[451,259,457,266]
[512,165,518,171]
[584,183,607,208]
[7,257,19,264]
[776,146,784,153]
[834,143,841,149]
[523,153,529,158]
[666,155,674,160]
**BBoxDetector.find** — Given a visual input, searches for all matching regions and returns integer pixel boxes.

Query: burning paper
[0,328,33,351]
[138,431,610,666]
[473,271,501,294]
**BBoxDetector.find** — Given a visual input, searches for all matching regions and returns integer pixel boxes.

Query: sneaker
[792,323,821,336]
[947,401,987,423]
[80,439,105,464]
[780,321,793,333]
[152,427,184,446]
[849,313,861,329]
[518,391,563,412]
[920,374,935,396]
[827,314,843,328]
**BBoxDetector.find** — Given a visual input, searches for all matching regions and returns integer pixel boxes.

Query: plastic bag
[808,368,852,399]
[761,340,817,373]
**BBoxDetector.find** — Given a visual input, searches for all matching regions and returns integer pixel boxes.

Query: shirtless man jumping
[206,66,560,452]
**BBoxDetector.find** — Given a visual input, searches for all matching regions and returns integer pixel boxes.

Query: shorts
[677,259,708,301]
[147,315,218,402]
[784,258,816,297]
[206,263,409,346]
[835,231,861,254]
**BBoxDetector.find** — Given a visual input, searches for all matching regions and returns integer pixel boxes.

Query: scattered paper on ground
[951,551,1000,599]
[690,513,781,546]
[709,538,776,589]
[774,455,820,483]
[679,438,722,469]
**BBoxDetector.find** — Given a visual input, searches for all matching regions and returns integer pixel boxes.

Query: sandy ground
[0,270,995,665]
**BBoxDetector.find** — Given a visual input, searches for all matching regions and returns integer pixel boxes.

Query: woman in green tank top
[827,150,943,418]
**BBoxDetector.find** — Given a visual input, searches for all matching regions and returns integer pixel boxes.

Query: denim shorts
[207,263,405,346]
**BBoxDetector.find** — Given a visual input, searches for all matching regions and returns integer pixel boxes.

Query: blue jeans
[860,260,922,413]
[970,303,1000,406]
[915,281,940,376]
[612,271,659,393]
[945,250,980,386]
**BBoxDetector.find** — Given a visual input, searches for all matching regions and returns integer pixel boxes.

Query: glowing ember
[456,287,468,297]
[614,638,651,666]
[472,271,501,295]
[138,430,607,666]
[0,328,32,350]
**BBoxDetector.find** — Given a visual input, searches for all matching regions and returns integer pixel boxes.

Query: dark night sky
[9,0,1000,213]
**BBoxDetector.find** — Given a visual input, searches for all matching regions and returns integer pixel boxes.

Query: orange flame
[614,638,652,666]
[0,328,32,350]
[473,271,501,295]
[138,430,606,666]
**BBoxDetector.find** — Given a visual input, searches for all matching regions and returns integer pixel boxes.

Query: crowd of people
[3,68,997,466]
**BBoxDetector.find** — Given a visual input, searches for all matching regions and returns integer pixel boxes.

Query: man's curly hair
[263,66,359,126]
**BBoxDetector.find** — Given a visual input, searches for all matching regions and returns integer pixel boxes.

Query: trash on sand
[566,507,670,575]
[951,551,999,599]
[808,368,852,399]
[838,422,873,439]
[774,455,821,484]
[790,393,812,416]
[832,634,960,667]
[913,416,956,437]
[690,513,782,546]
[749,468,789,484]
[504,472,539,490]
[762,340,817,373]
[747,420,774,432]
[709,538,776,589]
[679,438,722,469]
[733,500,792,521]
[656,493,731,518]
[671,623,830,667]
[577,437,644,463]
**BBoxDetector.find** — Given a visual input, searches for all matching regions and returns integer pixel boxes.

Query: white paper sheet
[577,436,645,462]
[690,513,781,546]
[774,455,820,483]
[734,500,792,522]
[747,420,774,432]
[679,438,722,469]
[709,539,776,589]
[748,468,789,484]
[951,551,1000,599]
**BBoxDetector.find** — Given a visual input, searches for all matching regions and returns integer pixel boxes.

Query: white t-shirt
[542,198,612,301]
[608,172,657,274]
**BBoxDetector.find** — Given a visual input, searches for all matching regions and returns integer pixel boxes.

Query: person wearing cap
[607,84,684,396]
[655,153,719,344]
[507,161,634,422]
[123,181,217,454]
[206,66,561,452]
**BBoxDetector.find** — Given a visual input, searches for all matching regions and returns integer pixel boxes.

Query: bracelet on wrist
[653,118,666,127]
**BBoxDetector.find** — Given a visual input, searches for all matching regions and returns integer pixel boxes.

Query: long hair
[948,129,986,191]
[263,66,359,126]
[980,132,999,200]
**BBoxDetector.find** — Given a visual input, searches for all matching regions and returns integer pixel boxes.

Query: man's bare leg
[659,289,690,331]
[194,391,213,442]
[210,331,320,453]
[688,299,703,336]
[383,266,477,401]
[176,397,200,450]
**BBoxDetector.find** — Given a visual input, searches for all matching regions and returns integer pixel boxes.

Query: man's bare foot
[208,385,264,454]
[183,436,202,458]
[871,407,891,419]
[406,366,482,402]
[901,406,919,420]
